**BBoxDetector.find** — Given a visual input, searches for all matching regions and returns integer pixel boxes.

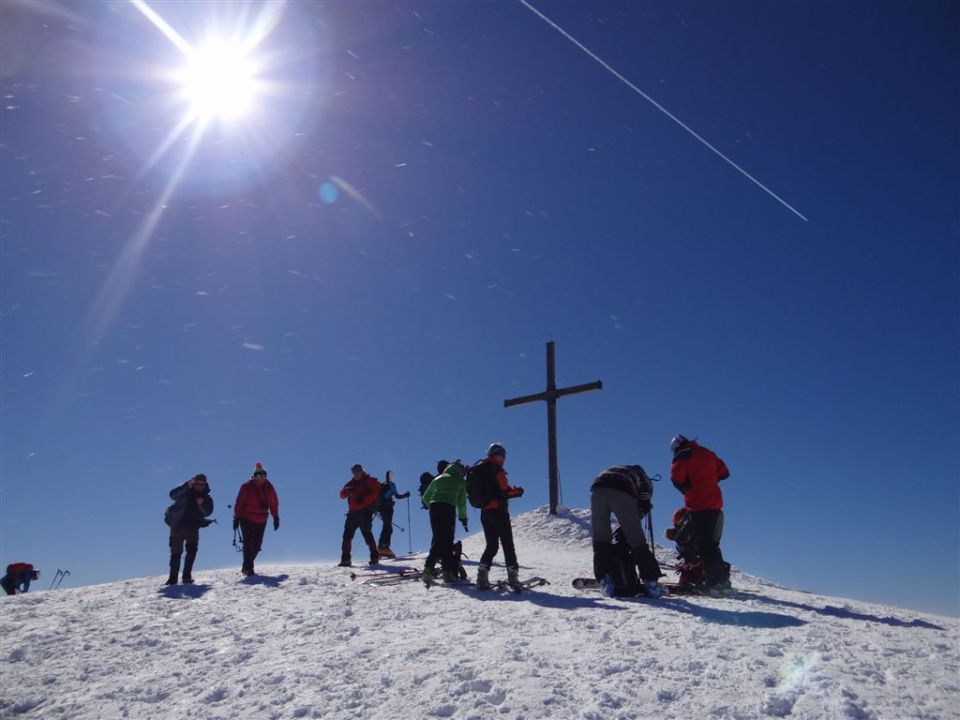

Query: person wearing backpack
[664,507,709,589]
[421,460,469,584]
[233,463,280,577]
[590,464,664,598]
[376,470,411,558]
[473,443,524,591]
[1,563,39,595]
[338,464,382,567]
[165,472,214,585]
[669,434,731,594]
[418,460,448,510]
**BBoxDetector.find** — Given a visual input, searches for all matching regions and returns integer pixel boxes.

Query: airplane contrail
[519,0,808,222]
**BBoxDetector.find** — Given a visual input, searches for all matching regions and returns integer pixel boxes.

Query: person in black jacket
[590,465,663,597]
[165,473,214,585]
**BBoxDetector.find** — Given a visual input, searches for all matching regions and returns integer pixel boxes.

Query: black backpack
[465,461,501,509]
[603,535,642,597]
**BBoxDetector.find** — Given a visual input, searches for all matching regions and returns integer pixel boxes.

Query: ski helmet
[669,435,688,453]
[487,442,506,458]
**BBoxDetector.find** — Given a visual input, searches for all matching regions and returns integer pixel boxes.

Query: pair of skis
[352,568,550,594]
[425,575,550,593]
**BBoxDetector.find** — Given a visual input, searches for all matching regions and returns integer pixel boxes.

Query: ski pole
[375,511,405,532]
[48,570,62,591]
[406,497,413,554]
[647,511,655,557]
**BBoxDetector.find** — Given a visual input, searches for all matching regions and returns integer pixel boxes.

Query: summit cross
[504,341,602,514]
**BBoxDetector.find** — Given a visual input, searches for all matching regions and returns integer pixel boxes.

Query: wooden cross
[504,341,602,514]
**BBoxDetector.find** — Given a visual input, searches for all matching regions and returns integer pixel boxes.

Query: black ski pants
[378,502,395,548]
[689,509,728,585]
[169,524,200,578]
[479,507,518,569]
[425,502,457,574]
[240,519,266,573]
[342,509,378,563]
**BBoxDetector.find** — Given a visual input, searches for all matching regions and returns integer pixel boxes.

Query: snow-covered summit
[2,507,957,720]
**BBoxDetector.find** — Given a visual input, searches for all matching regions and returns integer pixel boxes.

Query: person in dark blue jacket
[377,470,410,558]
[165,473,214,585]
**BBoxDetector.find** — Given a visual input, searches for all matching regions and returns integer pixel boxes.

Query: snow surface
[1,507,957,720]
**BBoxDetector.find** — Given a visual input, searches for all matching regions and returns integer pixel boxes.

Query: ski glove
[399,491,411,499]
[273,517,280,531]
[515,487,525,497]
[232,517,240,530]
[460,518,468,532]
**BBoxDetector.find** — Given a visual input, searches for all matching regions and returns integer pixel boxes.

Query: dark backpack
[607,539,642,597]
[163,502,180,528]
[465,461,501,509]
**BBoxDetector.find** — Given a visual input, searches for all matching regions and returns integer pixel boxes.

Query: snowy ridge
[2,508,957,720]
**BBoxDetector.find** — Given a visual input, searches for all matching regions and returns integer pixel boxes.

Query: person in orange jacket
[669,435,731,592]
[475,443,524,590]
[233,462,280,577]
[338,463,381,567]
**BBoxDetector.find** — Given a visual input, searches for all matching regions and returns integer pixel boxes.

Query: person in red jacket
[669,435,731,593]
[338,463,381,567]
[233,462,280,577]
[1,562,38,595]
[475,443,524,591]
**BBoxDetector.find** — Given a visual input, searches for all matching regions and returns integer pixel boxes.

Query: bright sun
[178,41,259,122]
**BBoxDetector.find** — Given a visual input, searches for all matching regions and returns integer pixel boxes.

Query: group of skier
[163,463,280,585]
[156,434,730,598]
[588,434,731,598]
[416,442,526,589]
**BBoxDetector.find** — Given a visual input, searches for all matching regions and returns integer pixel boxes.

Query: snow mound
[2,508,957,720]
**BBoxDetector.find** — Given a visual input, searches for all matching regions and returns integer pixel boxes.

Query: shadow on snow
[158,584,212,599]
[239,573,290,588]
[749,595,945,630]
[654,597,808,628]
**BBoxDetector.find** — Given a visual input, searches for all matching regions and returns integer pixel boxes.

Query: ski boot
[507,565,523,593]
[442,570,458,583]
[642,579,665,598]
[422,563,437,588]
[166,555,181,586]
[338,544,352,566]
[378,546,396,559]
[600,574,616,598]
[182,548,196,584]
[475,564,491,590]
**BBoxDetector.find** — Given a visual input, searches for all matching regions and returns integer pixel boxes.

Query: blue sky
[1,1,957,616]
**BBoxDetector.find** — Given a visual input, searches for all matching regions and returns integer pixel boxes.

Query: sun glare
[178,41,260,122]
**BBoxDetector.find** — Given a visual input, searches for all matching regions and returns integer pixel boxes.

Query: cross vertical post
[504,341,602,514]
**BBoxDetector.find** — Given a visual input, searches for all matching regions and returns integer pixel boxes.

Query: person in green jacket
[421,460,469,584]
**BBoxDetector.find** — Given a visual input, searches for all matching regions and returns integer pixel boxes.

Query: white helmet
[670,434,689,453]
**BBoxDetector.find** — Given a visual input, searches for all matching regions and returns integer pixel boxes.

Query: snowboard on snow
[572,577,752,599]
